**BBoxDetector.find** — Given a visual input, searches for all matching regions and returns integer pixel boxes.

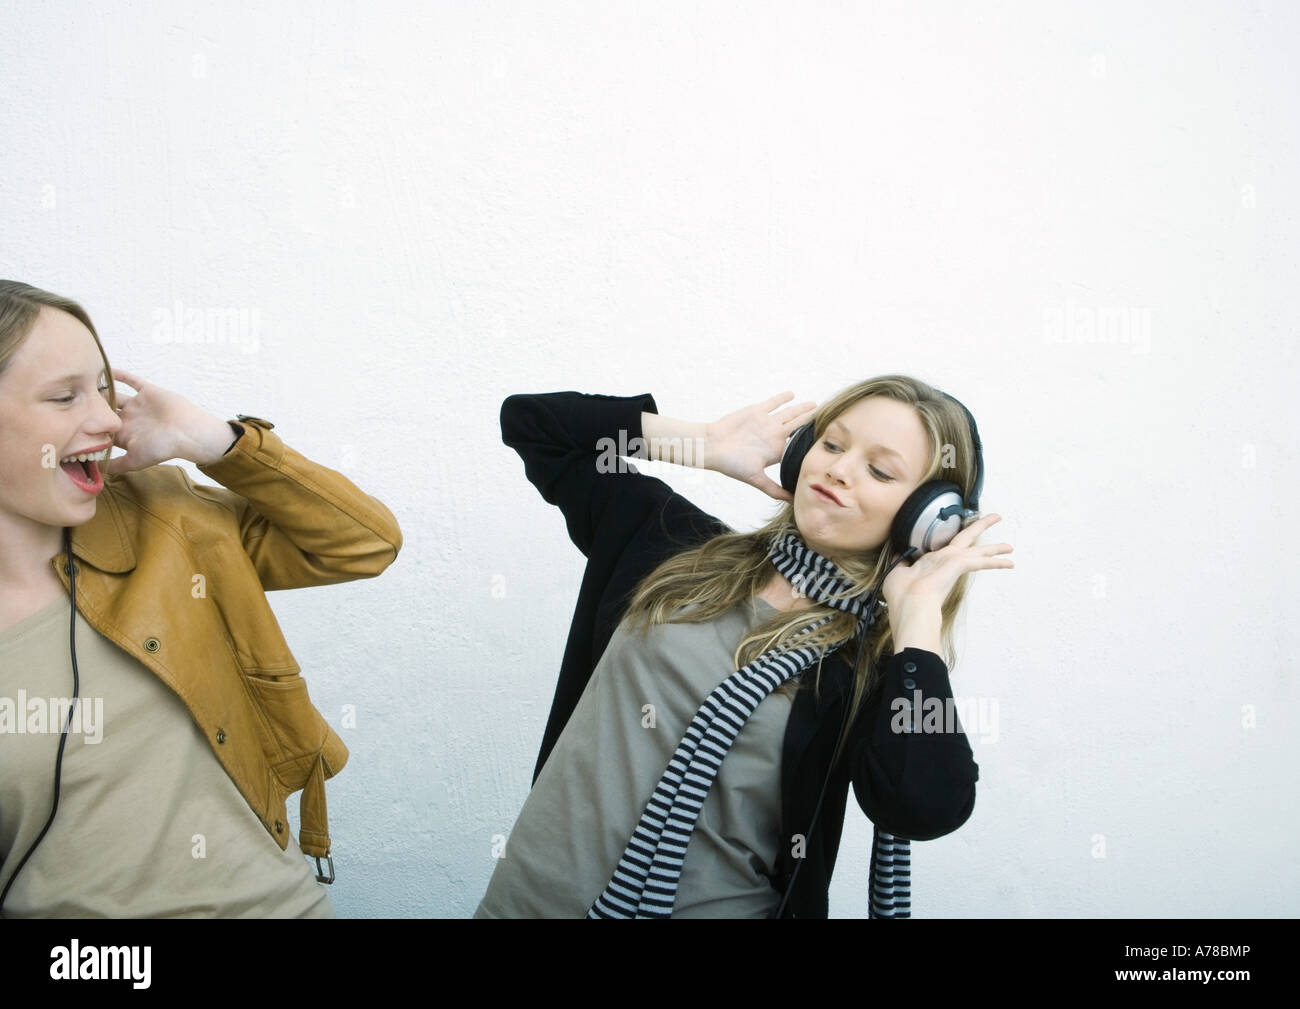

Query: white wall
[2,0,1296,918]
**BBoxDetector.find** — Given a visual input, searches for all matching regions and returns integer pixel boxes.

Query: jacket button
[144,637,161,653]
[63,562,80,576]
[275,820,284,834]
[903,661,917,673]
[216,729,227,744]
[903,678,916,690]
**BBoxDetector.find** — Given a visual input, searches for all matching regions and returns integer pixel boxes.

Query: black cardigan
[500,390,980,918]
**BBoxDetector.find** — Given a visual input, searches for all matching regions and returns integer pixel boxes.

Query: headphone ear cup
[890,480,964,558]
[780,422,816,495]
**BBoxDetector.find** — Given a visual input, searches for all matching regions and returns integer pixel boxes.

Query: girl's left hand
[880,513,1014,608]
[102,369,237,476]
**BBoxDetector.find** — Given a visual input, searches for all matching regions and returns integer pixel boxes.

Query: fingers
[101,452,130,478]
[969,548,1014,570]
[965,526,1014,569]
[112,368,144,392]
[953,511,1002,547]
[930,540,1014,581]
[780,405,811,429]
[761,391,818,424]
[753,474,793,503]
[753,391,820,431]
[778,401,818,428]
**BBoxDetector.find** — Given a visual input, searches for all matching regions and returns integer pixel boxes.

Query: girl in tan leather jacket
[0,280,402,917]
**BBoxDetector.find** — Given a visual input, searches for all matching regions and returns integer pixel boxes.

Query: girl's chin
[52,500,98,526]
[796,530,843,561]
[795,527,887,566]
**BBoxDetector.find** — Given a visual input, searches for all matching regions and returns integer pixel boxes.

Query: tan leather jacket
[50,415,401,874]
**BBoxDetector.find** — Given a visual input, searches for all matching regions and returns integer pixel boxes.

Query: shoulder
[102,463,240,526]
[642,481,733,552]
[609,492,732,603]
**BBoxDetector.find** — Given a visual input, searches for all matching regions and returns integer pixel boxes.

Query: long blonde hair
[620,374,981,765]
[0,280,119,414]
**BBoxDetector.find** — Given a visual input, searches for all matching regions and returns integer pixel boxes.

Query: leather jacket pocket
[271,753,319,793]
[244,673,327,769]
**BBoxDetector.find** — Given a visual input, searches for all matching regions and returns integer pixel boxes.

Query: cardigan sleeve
[501,390,696,559]
[503,391,735,783]
[848,647,980,841]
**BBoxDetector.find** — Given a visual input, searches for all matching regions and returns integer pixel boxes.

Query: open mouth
[59,449,109,495]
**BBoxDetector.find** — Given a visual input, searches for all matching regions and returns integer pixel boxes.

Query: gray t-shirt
[0,596,335,918]
[476,594,792,918]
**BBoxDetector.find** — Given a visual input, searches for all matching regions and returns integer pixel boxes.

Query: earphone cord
[0,528,80,919]
[772,550,912,918]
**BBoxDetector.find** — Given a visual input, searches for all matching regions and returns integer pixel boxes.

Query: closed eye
[51,384,111,404]
[822,440,894,482]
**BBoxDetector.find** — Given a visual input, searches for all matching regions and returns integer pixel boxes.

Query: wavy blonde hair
[0,280,118,414]
[620,374,981,765]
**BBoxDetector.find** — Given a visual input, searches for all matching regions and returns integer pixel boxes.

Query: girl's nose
[825,461,851,487]
[93,392,123,434]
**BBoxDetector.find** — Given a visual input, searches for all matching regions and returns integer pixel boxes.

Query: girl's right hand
[704,391,818,502]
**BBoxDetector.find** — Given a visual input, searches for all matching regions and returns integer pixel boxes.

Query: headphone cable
[773,552,909,918]
[0,527,80,918]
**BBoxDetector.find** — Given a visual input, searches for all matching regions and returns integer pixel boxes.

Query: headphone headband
[940,391,983,513]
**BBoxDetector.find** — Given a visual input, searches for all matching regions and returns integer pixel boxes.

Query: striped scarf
[587,530,911,918]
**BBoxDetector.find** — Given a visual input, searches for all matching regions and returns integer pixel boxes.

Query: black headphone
[0,527,81,918]
[771,390,985,918]
[779,390,984,562]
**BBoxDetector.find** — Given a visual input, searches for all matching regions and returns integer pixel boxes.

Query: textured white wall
[2,0,1296,918]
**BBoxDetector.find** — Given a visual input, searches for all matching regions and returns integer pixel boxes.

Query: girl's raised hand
[102,369,238,476]
[880,512,1015,609]
[704,391,818,502]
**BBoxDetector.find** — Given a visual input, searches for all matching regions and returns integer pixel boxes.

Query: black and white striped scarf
[587,530,911,919]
